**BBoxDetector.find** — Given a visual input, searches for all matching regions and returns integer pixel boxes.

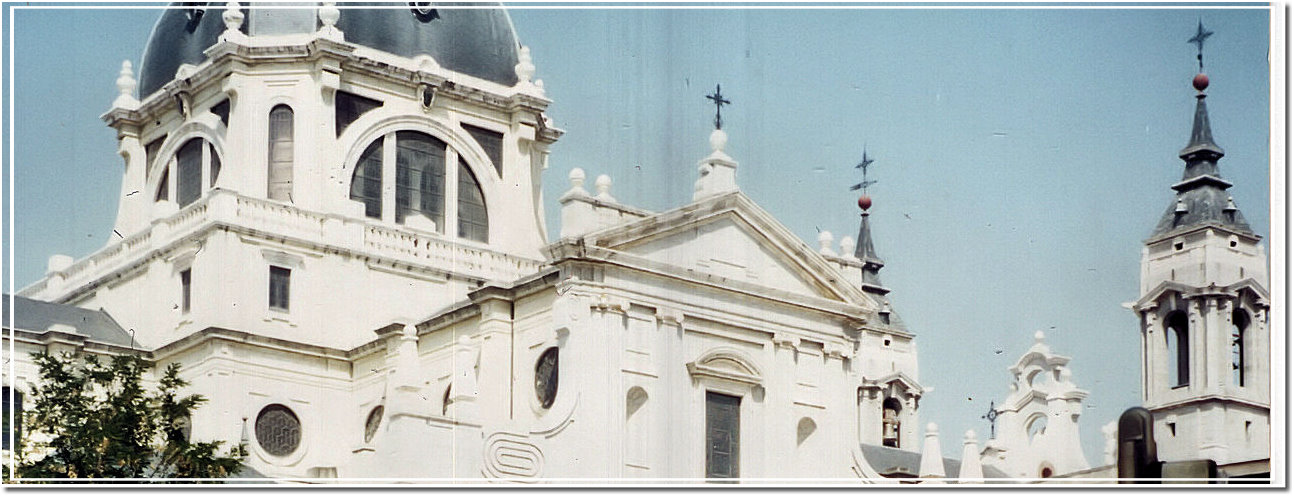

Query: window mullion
[445,148,460,238]
[381,132,397,224]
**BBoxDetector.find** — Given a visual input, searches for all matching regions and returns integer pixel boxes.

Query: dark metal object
[705,84,731,130]
[849,148,877,193]
[1118,407,1159,483]
[410,2,440,22]
[535,347,558,409]
[1189,20,1213,72]
[981,400,999,439]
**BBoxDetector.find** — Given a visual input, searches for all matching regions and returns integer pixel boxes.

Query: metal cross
[849,148,878,193]
[1188,20,1214,72]
[981,401,1000,439]
[705,84,731,130]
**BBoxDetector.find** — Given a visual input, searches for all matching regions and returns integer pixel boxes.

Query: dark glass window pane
[535,347,558,409]
[349,138,384,219]
[176,138,203,207]
[180,269,192,314]
[335,91,383,137]
[255,404,301,457]
[457,160,488,243]
[705,392,740,480]
[395,131,445,228]
[462,123,504,177]
[269,266,290,311]
[209,144,221,187]
[210,99,230,127]
[144,136,166,181]
[3,387,20,451]
[155,168,169,202]
[267,105,294,201]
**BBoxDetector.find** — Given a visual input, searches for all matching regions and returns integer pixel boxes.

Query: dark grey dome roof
[138,2,521,98]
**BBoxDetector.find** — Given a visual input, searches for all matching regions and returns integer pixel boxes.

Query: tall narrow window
[395,131,446,227]
[705,391,740,480]
[176,138,202,207]
[882,397,901,448]
[209,143,222,187]
[267,105,294,201]
[1232,309,1249,387]
[3,386,21,451]
[1166,311,1190,387]
[350,138,384,219]
[180,269,192,314]
[269,266,291,311]
[457,160,488,242]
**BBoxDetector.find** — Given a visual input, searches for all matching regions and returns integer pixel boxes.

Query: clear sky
[3,4,1273,466]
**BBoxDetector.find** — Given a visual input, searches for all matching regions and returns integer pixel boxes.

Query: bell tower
[1130,22,1269,468]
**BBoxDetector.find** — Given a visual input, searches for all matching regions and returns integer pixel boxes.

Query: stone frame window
[364,405,384,443]
[267,105,294,202]
[535,347,559,409]
[1165,311,1190,387]
[1232,308,1249,387]
[705,391,740,480]
[155,138,220,207]
[255,404,302,457]
[269,266,291,312]
[180,268,192,314]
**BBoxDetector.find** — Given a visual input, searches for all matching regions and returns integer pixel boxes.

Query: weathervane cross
[981,401,999,439]
[849,148,878,193]
[1189,19,1214,72]
[705,84,731,130]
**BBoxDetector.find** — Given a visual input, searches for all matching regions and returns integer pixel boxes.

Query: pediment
[1135,278,1270,311]
[580,192,873,308]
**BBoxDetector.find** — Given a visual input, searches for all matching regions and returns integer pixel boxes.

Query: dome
[137,2,521,98]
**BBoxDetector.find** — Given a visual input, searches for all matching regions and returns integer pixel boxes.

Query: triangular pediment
[580,192,874,309]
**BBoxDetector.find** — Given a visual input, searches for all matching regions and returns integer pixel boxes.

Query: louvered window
[267,105,294,202]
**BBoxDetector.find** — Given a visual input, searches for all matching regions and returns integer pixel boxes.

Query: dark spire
[849,151,904,330]
[1148,25,1255,241]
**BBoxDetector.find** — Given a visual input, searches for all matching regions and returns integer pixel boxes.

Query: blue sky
[4,4,1273,466]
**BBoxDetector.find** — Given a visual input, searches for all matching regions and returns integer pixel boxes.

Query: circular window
[535,347,559,409]
[255,404,301,457]
[364,406,384,443]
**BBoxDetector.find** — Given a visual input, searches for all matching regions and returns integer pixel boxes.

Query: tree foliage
[13,352,243,482]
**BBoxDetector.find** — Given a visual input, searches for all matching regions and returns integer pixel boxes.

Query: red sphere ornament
[857,195,872,211]
[1193,73,1210,92]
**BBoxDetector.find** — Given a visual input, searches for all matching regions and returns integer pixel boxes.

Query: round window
[535,347,559,409]
[364,406,384,443]
[255,404,301,457]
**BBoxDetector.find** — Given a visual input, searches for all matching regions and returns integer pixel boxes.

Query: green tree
[13,352,243,482]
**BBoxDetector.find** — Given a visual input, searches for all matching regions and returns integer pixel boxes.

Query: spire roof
[1148,60,1256,241]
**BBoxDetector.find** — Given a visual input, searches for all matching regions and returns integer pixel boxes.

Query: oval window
[364,405,384,443]
[255,404,301,457]
[535,347,559,409]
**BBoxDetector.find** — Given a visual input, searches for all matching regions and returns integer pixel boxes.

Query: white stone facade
[10,4,925,482]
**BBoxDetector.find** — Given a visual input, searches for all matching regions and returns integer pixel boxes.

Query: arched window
[882,397,901,448]
[176,138,202,207]
[1026,414,1048,442]
[457,159,488,243]
[395,131,446,227]
[350,138,384,219]
[159,138,221,207]
[1232,309,1249,387]
[1165,311,1190,387]
[267,105,294,201]
[535,347,559,409]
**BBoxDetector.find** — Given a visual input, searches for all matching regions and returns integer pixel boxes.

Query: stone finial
[839,236,856,259]
[594,174,615,202]
[112,60,139,110]
[515,45,536,83]
[220,2,246,43]
[317,1,343,40]
[693,129,738,201]
[709,128,728,155]
[1034,330,1045,343]
[817,230,836,256]
[958,430,984,483]
[918,422,946,480]
[567,168,587,195]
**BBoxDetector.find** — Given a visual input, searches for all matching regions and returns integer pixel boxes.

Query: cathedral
[2,4,1272,484]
